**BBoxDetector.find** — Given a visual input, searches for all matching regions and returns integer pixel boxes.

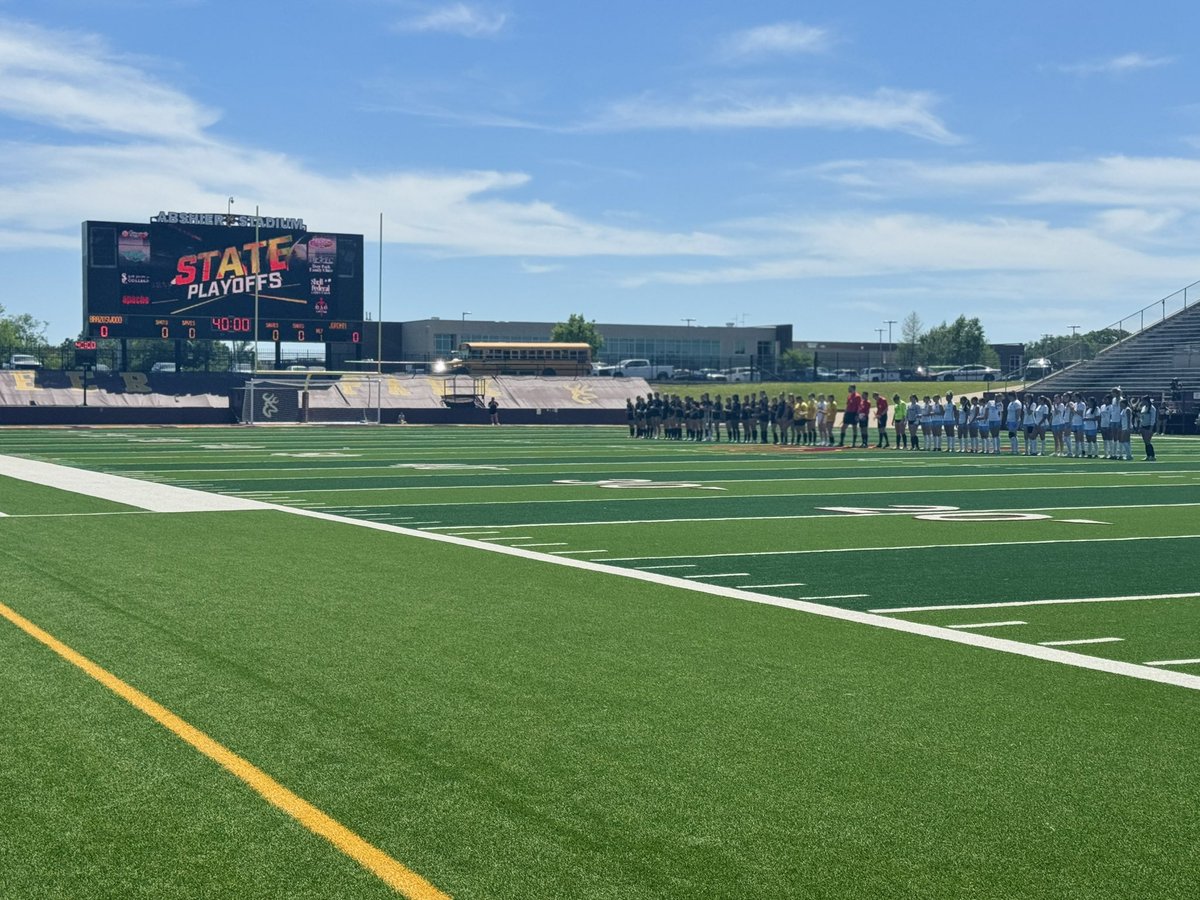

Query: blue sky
[2,0,1199,344]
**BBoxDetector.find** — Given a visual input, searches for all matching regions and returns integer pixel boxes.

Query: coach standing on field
[1139,395,1158,461]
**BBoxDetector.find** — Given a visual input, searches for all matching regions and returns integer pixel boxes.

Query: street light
[875,328,885,366]
[883,319,896,365]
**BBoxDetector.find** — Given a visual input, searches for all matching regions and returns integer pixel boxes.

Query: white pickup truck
[599,358,674,380]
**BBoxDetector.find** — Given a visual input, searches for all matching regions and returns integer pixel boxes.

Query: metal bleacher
[1032,282,1200,400]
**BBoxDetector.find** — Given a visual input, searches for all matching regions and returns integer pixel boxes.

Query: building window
[434,333,457,355]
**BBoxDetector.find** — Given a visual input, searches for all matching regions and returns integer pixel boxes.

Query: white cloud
[811,156,1200,209]
[0,19,218,141]
[1056,52,1174,76]
[393,3,509,38]
[520,261,564,274]
[582,88,959,143]
[717,22,831,63]
[0,18,732,260]
[621,213,1200,291]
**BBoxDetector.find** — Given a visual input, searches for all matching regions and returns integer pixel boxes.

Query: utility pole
[884,319,896,366]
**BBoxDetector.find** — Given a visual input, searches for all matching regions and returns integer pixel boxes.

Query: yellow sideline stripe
[0,601,451,900]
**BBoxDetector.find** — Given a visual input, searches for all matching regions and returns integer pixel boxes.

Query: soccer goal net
[239,374,383,425]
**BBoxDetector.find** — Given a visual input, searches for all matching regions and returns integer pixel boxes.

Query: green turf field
[2,425,1198,899]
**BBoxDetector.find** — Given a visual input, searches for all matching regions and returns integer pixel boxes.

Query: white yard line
[511,543,568,548]
[606,533,1200,563]
[794,594,870,601]
[872,592,1200,614]
[683,573,751,580]
[419,500,1200,530]
[634,564,697,570]
[738,582,807,589]
[1144,658,1200,667]
[1039,637,1124,647]
[7,455,1200,693]
[947,621,1028,630]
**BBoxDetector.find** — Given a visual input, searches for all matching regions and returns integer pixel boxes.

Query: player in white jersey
[1050,395,1065,456]
[1083,397,1100,457]
[919,396,934,450]
[1097,401,1111,457]
[1037,396,1051,455]
[985,397,999,454]
[941,392,957,452]
[1069,394,1085,457]
[1118,399,1133,460]
[1103,388,1119,457]
[1005,393,1023,454]
[906,395,922,450]
[1020,397,1038,454]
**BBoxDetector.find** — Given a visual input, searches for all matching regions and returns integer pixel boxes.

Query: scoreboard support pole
[274,341,282,369]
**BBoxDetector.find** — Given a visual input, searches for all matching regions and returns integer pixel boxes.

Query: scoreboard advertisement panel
[83,218,365,343]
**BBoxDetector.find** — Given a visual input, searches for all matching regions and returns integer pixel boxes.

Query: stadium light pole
[884,319,896,365]
[1069,324,1080,364]
[875,328,885,365]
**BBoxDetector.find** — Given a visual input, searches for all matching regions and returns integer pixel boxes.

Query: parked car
[725,367,758,383]
[859,367,901,382]
[150,362,177,373]
[6,354,41,370]
[1025,358,1054,380]
[937,364,1000,382]
[833,369,858,381]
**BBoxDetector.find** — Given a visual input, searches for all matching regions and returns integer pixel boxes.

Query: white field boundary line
[0,456,271,513]
[5,455,1200,693]
[266,506,1200,693]
[873,592,1200,614]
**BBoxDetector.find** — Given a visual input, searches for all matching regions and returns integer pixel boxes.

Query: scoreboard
[83,218,365,343]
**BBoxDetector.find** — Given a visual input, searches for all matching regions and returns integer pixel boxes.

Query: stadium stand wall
[0,372,648,426]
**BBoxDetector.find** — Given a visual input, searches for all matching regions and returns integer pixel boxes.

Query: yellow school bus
[450,342,593,377]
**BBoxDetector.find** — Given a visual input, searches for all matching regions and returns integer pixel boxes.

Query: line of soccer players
[892,388,1160,460]
[626,390,884,446]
